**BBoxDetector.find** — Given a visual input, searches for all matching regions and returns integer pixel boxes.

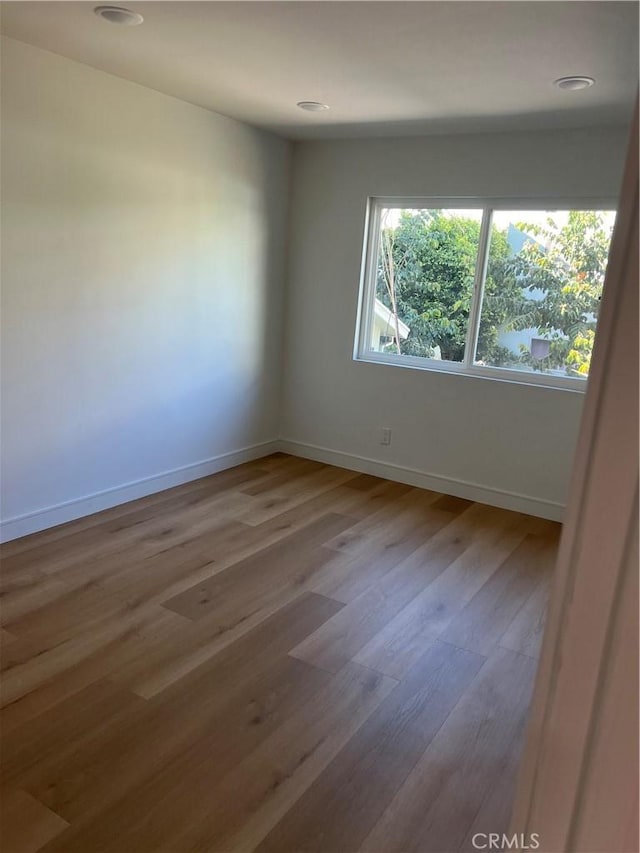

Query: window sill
[354,352,588,392]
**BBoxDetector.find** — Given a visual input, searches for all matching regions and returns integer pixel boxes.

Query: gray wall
[1,37,291,537]
[281,128,628,517]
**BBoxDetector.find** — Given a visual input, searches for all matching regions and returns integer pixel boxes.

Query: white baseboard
[278,439,565,522]
[0,435,564,543]
[0,440,280,543]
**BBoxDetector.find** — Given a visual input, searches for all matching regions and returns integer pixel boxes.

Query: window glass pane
[371,207,483,363]
[475,210,616,379]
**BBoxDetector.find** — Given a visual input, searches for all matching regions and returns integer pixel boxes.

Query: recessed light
[94,5,144,26]
[297,101,330,112]
[554,76,595,91]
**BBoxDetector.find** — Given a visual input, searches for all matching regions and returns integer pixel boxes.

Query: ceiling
[1,1,637,140]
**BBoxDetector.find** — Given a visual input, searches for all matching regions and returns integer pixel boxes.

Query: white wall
[281,128,628,519]
[0,37,291,539]
[0,36,629,537]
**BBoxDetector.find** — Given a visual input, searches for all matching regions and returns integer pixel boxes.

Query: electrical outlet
[380,427,392,446]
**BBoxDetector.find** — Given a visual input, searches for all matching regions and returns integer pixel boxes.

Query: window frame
[354,196,617,392]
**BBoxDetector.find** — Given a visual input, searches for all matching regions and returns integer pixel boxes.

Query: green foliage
[486,211,611,375]
[377,209,612,377]
[376,210,519,362]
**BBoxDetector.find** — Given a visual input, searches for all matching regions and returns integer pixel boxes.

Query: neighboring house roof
[374,299,410,339]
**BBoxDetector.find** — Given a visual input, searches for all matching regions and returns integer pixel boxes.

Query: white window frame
[354,196,617,392]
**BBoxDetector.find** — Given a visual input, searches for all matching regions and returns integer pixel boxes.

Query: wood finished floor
[0,454,560,853]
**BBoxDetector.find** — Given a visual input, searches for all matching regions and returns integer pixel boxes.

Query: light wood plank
[440,534,556,655]
[360,647,539,853]
[0,606,184,733]
[321,486,441,556]
[0,470,260,579]
[290,503,504,673]
[0,455,559,853]
[239,457,325,495]
[163,513,353,622]
[312,525,438,604]
[0,459,285,561]
[35,662,337,851]
[354,509,529,678]
[0,603,184,709]
[458,712,531,852]
[431,494,475,514]
[11,595,342,825]
[98,663,396,853]
[256,641,485,853]
[1,680,145,787]
[0,514,252,633]
[98,479,415,614]
[499,571,551,659]
[233,463,360,526]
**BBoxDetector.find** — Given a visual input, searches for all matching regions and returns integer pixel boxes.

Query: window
[355,199,616,389]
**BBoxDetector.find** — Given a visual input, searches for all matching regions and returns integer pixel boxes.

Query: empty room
[0,2,638,852]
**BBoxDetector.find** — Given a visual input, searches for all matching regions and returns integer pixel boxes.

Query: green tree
[377,210,517,362]
[487,211,613,375]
